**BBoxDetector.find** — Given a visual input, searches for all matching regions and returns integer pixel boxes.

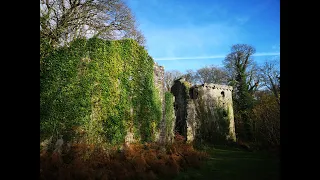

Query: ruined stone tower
[125,62,167,143]
[153,62,165,142]
[171,78,236,143]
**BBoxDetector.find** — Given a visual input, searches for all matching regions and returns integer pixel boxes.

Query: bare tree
[164,70,183,91]
[40,0,145,48]
[259,60,280,106]
[195,65,228,84]
[246,62,261,94]
[183,69,197,85]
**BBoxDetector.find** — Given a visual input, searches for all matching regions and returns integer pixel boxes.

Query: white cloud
[155,55,225,61]
[154,52,280,61]
[254,52,280,56]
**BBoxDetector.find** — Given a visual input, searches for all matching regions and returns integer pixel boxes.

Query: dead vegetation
[40,133,208,180]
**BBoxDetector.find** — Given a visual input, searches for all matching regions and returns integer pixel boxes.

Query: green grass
[173,145,280,180]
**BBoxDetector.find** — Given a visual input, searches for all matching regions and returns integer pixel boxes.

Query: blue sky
[126,0,280,73]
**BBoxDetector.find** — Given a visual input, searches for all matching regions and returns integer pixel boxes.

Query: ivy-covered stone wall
[40,38,162,146]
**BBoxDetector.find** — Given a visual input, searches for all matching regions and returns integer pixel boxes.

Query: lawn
[173,145,280,180]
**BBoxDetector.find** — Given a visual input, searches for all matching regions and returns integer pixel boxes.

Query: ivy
[165,92,175,143]
[40,37,162,146]
[194,96,230,144]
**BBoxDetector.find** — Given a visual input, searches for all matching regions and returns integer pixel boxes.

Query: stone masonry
[171,78,236,143]
[125,62,166,143]
[153,62,166,143]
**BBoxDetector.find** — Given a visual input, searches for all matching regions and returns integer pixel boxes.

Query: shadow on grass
[173,145,280,180]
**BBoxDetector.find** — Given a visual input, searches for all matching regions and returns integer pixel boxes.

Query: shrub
[40,136,208,180]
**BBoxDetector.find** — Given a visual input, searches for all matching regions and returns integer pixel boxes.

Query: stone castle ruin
[41,38,235,148]
[130,63,236,144]
[170,78,236,143]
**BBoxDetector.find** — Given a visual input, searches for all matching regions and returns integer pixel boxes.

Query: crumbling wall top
[192,83,233,91]
[154,62,164,70]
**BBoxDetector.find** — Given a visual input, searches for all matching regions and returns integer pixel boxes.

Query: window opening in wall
[221,91,225,98]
